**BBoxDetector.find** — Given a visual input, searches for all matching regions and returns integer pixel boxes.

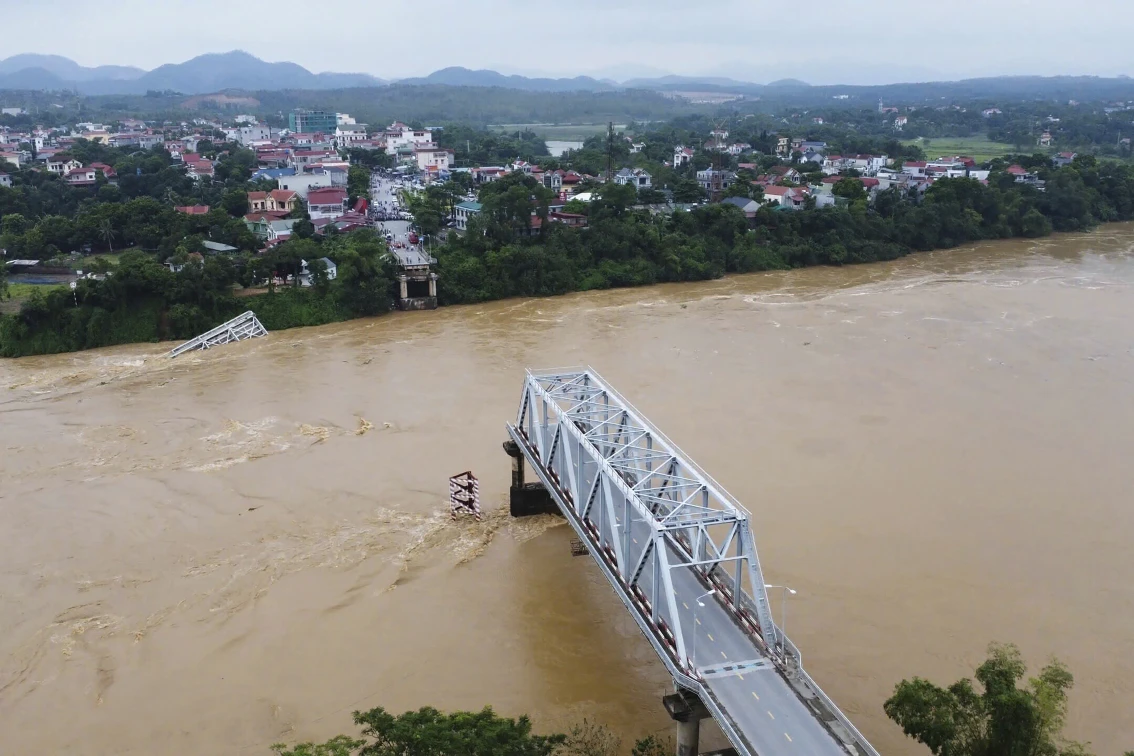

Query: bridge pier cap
[506,367,881,756]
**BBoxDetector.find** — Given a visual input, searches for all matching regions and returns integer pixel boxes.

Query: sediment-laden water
[2,227,1133,754]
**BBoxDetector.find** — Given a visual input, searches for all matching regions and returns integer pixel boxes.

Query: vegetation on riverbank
[4,152,1134,358]
[270,645,1127,756]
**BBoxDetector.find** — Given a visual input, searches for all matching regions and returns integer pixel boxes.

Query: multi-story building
[288,109,337,135]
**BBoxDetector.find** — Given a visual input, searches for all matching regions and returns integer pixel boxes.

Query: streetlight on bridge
[764,584,797,661]
[690,589,716,674]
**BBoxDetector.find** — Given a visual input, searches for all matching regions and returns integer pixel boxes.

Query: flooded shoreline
[2,226,1133,754]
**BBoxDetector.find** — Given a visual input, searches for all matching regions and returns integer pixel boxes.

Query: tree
[352,706,565,756]
[222,189,249,217]
[832,178,868,202]
[630,735,674,756]
[98,218,116,253]
[272,736,364,756]
[555,720,619,756]
[884,642,1091,756]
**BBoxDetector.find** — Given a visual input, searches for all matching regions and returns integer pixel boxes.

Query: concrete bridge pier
[502,440,560,518]
[663,690,710,756]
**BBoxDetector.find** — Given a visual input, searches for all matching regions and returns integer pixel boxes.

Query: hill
[0,51,383,94]
[397,67,614,92]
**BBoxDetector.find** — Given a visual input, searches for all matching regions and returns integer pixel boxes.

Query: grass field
[904,136,1022,163]
[2,282,68,314]
[488,123,627,140]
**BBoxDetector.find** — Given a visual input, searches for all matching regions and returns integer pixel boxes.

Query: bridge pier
[502,440,560,518]
[663,690,710,756]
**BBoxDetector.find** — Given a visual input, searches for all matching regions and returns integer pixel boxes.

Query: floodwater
[2,226,1133,755]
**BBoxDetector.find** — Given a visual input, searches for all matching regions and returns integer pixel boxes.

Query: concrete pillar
[663,691,709,756]
[398,276,408,299]
[428,274,437,297]
[676,718,701,756]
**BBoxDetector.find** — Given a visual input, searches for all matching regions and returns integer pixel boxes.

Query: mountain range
[0,52,385,95]
[0,51,798,96]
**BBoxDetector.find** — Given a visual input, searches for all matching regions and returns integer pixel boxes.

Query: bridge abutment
[502,440,560,518]
[663,690,710,756]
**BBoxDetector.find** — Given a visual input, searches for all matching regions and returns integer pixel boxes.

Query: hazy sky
[5,0,1132,84]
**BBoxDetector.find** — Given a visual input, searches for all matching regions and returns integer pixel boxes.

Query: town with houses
[0,104,1079,304]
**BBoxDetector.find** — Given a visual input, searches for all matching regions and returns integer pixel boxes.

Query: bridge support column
[663,691,710,756]
[502,440,560,518]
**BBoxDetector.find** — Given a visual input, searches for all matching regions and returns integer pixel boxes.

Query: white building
[237,124,273,146]
[385,122,433,153]
[336,113,357,126]
[414,146,453,172]
[277,172,333,199]
[335,124,369,149]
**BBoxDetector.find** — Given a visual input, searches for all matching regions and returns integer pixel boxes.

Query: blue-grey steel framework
[507,368,879,756]
[168,311,268,358]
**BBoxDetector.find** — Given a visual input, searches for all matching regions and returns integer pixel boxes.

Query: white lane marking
[707,634,714,641]
[720,651,728,659]
[767,710,775,720]
[695,618,701,625]
[784,733,792,742]
[683,602,689,609]
[751,692,760,701]
[738,674,745,680]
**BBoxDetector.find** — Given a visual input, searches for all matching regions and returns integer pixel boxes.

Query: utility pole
[606,121,614,182]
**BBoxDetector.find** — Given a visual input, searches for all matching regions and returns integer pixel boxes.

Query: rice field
[904,136,1022,163]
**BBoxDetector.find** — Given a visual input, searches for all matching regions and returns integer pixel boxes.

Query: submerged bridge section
[506,368,878,756]
[168,311,268,358]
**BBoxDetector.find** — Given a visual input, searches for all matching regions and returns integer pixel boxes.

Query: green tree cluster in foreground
[271,707,670,756]
[273,646,1128,756]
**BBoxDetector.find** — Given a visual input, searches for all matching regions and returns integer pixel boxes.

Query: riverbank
[6,154,1134,358]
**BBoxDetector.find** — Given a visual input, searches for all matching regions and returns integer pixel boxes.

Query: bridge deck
[508,368,876,756]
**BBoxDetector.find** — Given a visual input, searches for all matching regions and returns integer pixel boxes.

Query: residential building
[202,241,239,255]
[900,160,928,177]
[288,109,337,135]
[186,160,215,180]
[64,165,99,186]
[305,187,348,221]
[894,115,908,129]
[1054,151,1077,167]
[762,185,809,209]
[696,168,736,195]
[0,172,11,188]
[776,136,791,156]
[277,172,332,199]
[414,146,454,172]
[237,124,273,146]
[767,166,803,184]
[629,142,645,153]
[46,156,82,175]
[614,167,652,189]
[1039,130,1053,147]
[541,170,563,192]
[248,189,299,214]
[454,201,482,231]
[727,142,752,156]
[673,146,694,167]
[721,196,760,219]
[335,124,369,149]
[384,122,433,152]
[299,258,338,287]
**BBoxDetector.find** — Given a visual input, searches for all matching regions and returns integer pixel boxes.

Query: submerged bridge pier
[503,368,879,756]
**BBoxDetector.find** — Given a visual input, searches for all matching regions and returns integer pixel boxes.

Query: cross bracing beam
[168,311,268,358]
[508,368,881,756]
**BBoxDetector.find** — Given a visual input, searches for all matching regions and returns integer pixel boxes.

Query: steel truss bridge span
[507,368,879,756]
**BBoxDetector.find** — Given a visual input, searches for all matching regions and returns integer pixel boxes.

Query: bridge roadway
[619,498,848,756]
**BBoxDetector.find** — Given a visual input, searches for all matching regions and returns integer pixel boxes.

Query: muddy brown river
[2,227,1133,755]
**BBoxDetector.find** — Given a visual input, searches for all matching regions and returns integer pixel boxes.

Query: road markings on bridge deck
[707,633,714,641]
[784,733,792,743]
[767,710,775,720]
[683,602,689,609]
[720,651,727,658]
[751,692,760,701]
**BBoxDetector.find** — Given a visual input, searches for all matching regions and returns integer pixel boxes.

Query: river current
[2,227,1133,754]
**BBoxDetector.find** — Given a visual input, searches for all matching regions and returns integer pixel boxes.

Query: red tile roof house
[306,187,348,221]
[175,205,211,215]
[64,166,100,186]
[762,185,810,208]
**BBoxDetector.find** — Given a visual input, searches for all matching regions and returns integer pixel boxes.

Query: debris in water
[355,418,374,436]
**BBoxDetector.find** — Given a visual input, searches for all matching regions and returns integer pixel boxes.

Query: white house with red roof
[306,187,348,221]
[673,146,694,167]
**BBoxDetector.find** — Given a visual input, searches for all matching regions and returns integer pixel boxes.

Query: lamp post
[764,584,797,660]
[690,588,716,673]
